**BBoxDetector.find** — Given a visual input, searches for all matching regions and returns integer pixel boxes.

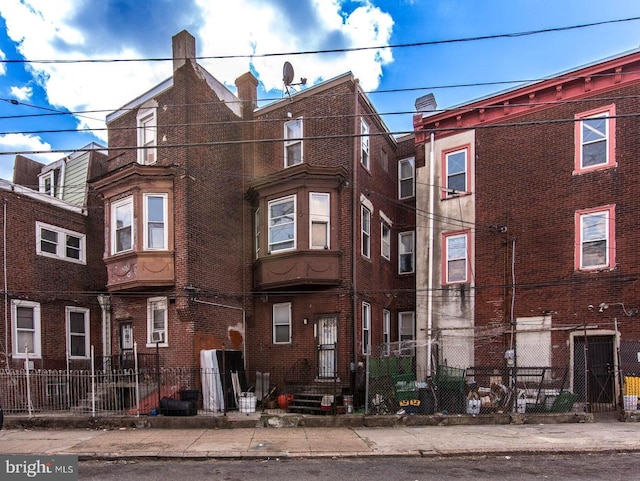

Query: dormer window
[39,167,63,198]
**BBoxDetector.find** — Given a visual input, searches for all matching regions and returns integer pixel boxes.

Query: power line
[2,16,639,65]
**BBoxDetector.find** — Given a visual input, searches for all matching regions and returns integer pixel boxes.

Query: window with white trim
[309,192,330,249]
[444,147,468,196]
[137,108,157,165]
[12,300,41,358]
[144,194,167,250]
[273,302,292,344]
[361,205,371,258]
[67,307,90,359]
[576,205,615,270]
[254,208,261,258]
[268,195,296,253]
[444,231,469,284]
[381,222,391,260]
[38,166,63,198]
[575,105,615,171]
[399,231,415,274]
[147,297,168,346]
[398,311,415,355]
[36,222,86,264]
[398,157,415,199]
[112,197,133,254]
[383,309,390,356]
[361,119,370,169]
[362,302,371,355]
[284,117,303,167]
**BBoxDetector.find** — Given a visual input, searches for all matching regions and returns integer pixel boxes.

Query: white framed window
[147,297,168,347]
[143,193,167,250]
[36,222,86,264]
[137,108,157,165]
[112,196,133,254]
[444,231,470,284]
[575,105,615,172]
[268,195,296,253]
[443,146,469,197]
[11,300,41,359]
[273,302,292,344]
[398,157,415,199]
[575,205,615,270]
[309,192,330,249]
[399,311,415,356]
[362,302,371,355]
[254,208,261,258]
[284,117,303,167]
[66,307,90,359]
[381,222,391,260]
[383,309,390,356]
[399,231,415,274]
[361,118,370,169]
[38,166,63,198]
[361,205,371,258]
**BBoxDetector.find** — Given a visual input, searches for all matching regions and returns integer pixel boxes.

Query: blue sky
[0,0,639,182]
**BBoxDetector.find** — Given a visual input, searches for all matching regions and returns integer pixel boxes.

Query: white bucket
[239,393,256,413]
[466,399,481,415]
[516,397,526,413]
[624,395,637,411]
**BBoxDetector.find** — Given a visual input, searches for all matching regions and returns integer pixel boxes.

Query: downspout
[352,80,360,393]
[97,295,111,360]
[3,199,9,366]
[426,132,435,377]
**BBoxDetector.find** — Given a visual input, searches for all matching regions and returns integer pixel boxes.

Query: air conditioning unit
[151,331,165,343]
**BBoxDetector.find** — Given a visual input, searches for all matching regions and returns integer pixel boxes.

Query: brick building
[413,48,640,409]
[93,30,416,397]
[0,143,107,369]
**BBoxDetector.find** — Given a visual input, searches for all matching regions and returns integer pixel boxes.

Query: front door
[317,315,337,379]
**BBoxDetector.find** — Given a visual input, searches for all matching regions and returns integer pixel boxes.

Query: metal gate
[573,335,617,413]
[316,315,337,379]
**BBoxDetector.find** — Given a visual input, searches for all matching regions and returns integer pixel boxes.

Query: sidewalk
[2,413,640,459]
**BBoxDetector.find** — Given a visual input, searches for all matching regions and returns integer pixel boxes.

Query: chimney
[172,30,196,72]
[235,72,259,120]
[415,93,437,114]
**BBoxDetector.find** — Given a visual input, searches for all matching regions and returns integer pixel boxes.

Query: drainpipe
[3,199,8,366]
[352,80,360,390]
[426,132,435,377]
[97,294,111,361]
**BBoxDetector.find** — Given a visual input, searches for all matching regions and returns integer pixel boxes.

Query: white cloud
[0,0,395,145]
[10,85,32,100]
[0,134,58,182]
[0,49,5,76]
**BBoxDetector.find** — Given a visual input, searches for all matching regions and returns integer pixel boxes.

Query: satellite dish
[283,61,294,86]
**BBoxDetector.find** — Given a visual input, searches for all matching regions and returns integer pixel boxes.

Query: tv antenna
[283,61,307,97]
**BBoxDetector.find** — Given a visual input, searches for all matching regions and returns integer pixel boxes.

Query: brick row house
[0,143,107,370]
[91,30,416,400]
[413,48,640,410]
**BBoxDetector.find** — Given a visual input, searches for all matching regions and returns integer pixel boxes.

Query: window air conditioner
[151,331,164,343]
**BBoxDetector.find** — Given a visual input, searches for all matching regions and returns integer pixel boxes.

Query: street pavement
[1,413,640,459]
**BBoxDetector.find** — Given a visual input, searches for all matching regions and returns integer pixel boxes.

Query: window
[309,193,330,249]
[361,205,371,258]
[11,300,41,358]
[38,166,63,198]
[36,222,86,264]
[576,205,615,270]
[144,194,167,250]
[575,105,616,172]
[443,146,469,197]
[147,297,168,346]
[380,149,388,172]
[362,302,371,355]
[383,309,390,356]
[254,208,261,258]
[112,197,133,254]
[398,157,415,199]
[361,119,370,169]
[399,311,415,355]
[67,307,89,359]
[381,222,391,260]
[273,302,292,344]
[443,231,470,284]
[284,117,303,167]
[120,323,133,350]
[137,108,157,165]
[399,231,415,274]
[268,195,296,252]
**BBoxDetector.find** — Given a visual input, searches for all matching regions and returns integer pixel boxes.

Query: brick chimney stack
[172,30,196,72]
[235,72,259,120]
